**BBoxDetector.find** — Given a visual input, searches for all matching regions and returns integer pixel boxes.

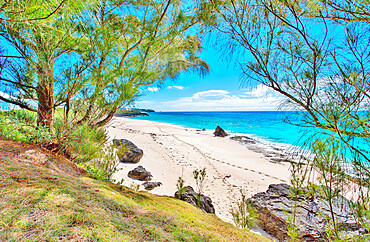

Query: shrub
[10,109,37,124]
[80,162,111,182]
[53,119,106,163]
[0,110,107,164]
[193,168,206,208]
[0,110,53,144]
[230,189,257,230]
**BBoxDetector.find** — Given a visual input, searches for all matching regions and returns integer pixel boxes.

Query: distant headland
[114,108,155,117]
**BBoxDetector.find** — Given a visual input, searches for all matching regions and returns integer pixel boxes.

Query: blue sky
[1,38,282,112]
[136,46,282,112]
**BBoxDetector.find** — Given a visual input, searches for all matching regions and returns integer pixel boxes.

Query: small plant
[114,178,125,186]
[95,144,122,181]
[230,189,257,229]
[287,160,311,241]
[80,163,109,182]
[193,168,206,208]
[80,143,122,182]
[176,176,187,199]
[285,209,300,241]
[130,182,140,191]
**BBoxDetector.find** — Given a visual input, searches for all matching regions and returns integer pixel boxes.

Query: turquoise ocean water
[128,111,310,148]
[128,111,370,169]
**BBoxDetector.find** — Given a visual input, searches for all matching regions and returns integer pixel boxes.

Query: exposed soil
[0,138,86,176]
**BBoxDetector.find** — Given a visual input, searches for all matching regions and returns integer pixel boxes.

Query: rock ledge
[248,183,367,241]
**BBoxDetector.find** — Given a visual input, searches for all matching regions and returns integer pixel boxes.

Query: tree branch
[0,94,37,112]
[1,0,68,23]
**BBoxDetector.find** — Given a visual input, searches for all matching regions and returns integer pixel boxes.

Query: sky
[0,35,283,112]
[136,46,283,112]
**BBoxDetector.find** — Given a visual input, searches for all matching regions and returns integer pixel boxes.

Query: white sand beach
[106,117,292,224]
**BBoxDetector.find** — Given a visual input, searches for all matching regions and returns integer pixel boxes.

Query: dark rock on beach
[213,126,228,137]
[230,136,257,144]
[113,139,143,163]
[142,181,162,190]
[248,183,366,241]
[128,166,152,181]
[175,186,215,214]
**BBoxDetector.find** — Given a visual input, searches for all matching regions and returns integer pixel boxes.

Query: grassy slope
[0,139,268,241]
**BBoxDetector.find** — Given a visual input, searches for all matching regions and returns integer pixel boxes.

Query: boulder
[128,166,152,181]
[142,181,162,191]
[175,186,215,214]
[213,126,228,137]
[248,183,367,241]
[113,139,143,163]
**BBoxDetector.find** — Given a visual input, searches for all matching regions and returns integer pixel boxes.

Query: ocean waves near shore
[128,111,309,147]
[128,111,314,165]
[126,111,368,179]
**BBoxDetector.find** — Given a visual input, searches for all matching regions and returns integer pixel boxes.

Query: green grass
[0,140,268,241]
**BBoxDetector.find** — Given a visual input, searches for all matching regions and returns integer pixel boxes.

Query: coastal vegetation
[230,189,257,230]
[193,168,207,208]
[0,0,210,130]
[208,0,370,239]
[0,0,212,198]
[0,109,105,163]
[0,0,369,241]
[0,139,265,241]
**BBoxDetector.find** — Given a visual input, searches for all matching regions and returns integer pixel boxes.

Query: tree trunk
[76,102,94,125]
[36,59,55,130]
[94,109,116,127]
[64,98,70,125]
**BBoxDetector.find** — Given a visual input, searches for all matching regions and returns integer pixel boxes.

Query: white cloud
[168,85,185,90]
[147,87,160,92]
[136,100,154,105]
[244,84,272,98]
[151,88,283,111]
[192,90,229,100]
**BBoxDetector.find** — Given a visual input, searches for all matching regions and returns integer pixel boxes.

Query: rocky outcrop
[213,126,228,137]
[248,183,367,241]
[229,135,306,164]
[175,186,215,214]
[230,136,257,144]
[113,139,143,163]
[128,166,152,181]
[142,181,162,190]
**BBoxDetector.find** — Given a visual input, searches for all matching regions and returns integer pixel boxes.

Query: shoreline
[128,116,310,166]
[106,117,293,225]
